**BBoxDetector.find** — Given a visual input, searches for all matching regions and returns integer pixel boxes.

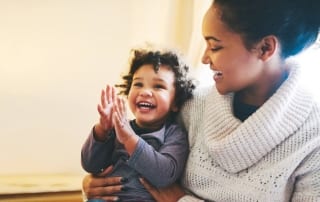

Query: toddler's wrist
[93,124,111,142]
[122,134,139,155]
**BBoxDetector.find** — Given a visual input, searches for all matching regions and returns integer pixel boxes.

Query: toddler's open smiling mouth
[137,101,156,109]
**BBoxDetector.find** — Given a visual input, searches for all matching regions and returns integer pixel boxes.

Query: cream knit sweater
[178,63,320,202]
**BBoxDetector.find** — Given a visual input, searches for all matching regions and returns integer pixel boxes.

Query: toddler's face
[127,64,177,130]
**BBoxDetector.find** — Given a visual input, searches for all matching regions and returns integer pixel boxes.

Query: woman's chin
[216,86,229,95]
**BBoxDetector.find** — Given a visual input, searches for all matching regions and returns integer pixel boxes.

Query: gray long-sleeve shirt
[81,120,188,201]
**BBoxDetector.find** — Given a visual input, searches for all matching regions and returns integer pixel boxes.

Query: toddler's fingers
[98,103,113,118]
[106,85,110,104]
[121,97,127,116]
[111,85,116,103]
[100,89,106,108]
[113,110,122,128]
[116,97,126,116]
[97,104,104,116]
[107,85,116,104]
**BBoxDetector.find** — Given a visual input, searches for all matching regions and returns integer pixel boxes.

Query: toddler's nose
[139,88,152,97]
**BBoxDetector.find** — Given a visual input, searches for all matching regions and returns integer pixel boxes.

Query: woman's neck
[236,62,289,107]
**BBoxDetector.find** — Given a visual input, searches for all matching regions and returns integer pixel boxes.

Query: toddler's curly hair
[116,48,196,112]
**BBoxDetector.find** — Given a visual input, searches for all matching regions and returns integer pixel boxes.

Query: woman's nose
[201,50,210,64]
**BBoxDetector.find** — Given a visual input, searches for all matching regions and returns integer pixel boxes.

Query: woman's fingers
[84,183,122,199]
[140,178,159,194]
[97,165,113,177]
[83,166,125,199]
[99,195,120,202]
[140,178,186,202]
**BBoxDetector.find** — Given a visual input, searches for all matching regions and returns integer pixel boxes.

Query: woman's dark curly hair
[116,48,196,112]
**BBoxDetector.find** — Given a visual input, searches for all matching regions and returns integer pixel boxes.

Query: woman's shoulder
[179,85,215,122]
[189,85,215,104]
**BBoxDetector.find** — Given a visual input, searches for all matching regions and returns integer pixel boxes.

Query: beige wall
[0,0,210,175]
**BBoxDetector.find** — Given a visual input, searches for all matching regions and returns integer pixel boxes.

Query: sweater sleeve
[127,124,189,188]
[291,148,320,202]
[81,128,116,174]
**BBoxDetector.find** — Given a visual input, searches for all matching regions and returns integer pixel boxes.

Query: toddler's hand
[95,84,116,140]
[113,96,138,154]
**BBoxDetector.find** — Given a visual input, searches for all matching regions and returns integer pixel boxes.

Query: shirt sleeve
[127,124,189,188]
[81,127,116,174]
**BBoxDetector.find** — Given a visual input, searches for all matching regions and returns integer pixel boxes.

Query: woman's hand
[82,166,124,201]
[95,85,116,141]
[140,178,186,202]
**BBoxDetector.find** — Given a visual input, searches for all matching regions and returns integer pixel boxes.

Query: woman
[83,0,320,201]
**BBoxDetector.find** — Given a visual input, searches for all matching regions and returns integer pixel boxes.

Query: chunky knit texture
[178,62,320,202]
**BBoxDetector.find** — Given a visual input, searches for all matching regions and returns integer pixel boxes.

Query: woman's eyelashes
[211,46,222,52]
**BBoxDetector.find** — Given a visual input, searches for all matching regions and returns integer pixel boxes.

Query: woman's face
[201,5,263,95]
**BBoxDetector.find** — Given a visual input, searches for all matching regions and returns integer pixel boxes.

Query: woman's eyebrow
[204,36,221,42]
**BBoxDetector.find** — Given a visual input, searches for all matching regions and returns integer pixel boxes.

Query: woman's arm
[82,166,124,201]
[291,149,320,201]
[140,178,204,202]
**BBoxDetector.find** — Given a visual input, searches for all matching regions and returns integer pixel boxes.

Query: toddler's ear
[171,104,179,112]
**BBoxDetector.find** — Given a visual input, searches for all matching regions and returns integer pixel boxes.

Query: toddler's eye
[154,84,165,89]
[133,82,143,87]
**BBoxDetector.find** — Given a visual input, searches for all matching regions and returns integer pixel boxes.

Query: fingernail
[120,177,128,183]
[121,185,128,191]
[114,197,121,202]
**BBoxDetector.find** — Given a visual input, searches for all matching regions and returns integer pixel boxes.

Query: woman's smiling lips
[213,70,223,82]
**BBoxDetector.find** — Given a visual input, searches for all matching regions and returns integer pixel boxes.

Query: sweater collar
[202,61,314,173]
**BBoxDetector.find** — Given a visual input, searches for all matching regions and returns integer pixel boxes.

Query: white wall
[0,0,192,175]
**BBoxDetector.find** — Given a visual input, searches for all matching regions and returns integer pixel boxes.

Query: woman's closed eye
[211,46,222,52]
